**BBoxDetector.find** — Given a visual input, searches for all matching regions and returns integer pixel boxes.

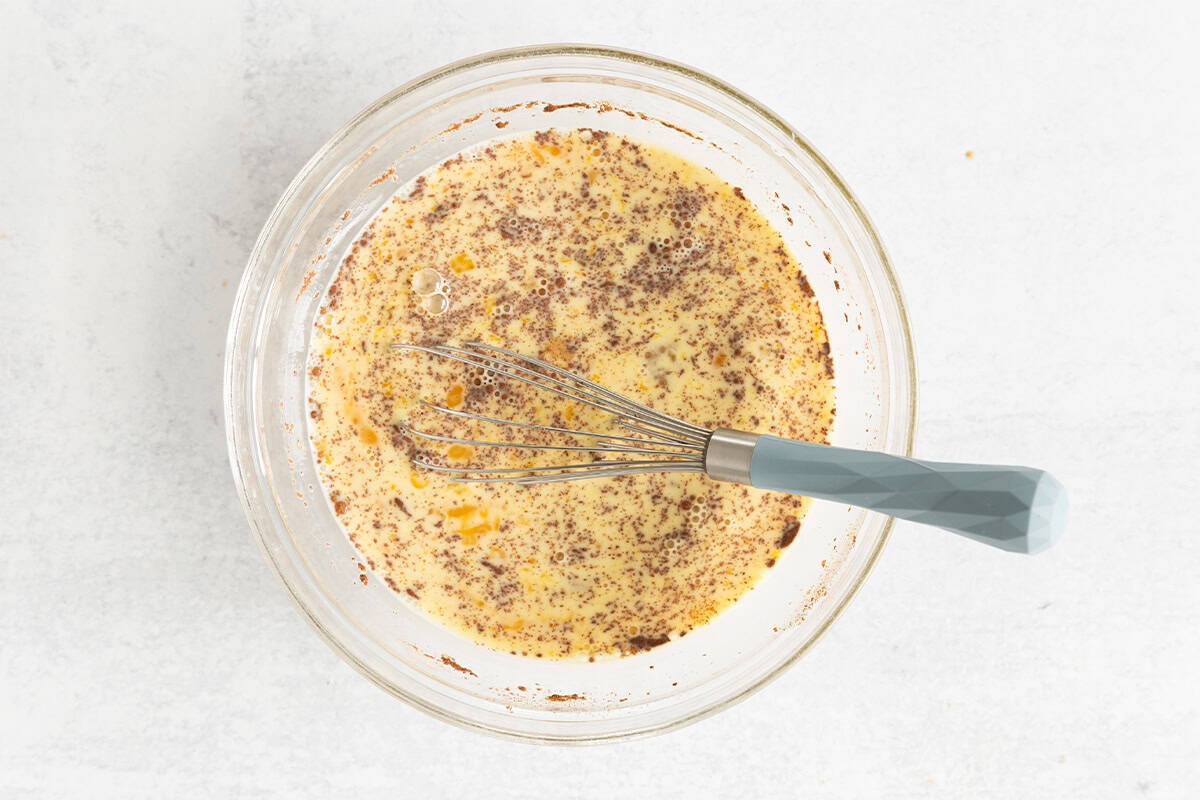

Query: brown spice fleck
[778,519,801,549]
[796,272,814,298]
[369,167,396,187]
[440,655,478,677]
[628,633,670,652]
[542,102,589,113]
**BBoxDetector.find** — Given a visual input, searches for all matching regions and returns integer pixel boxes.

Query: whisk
[392,341,1067,554]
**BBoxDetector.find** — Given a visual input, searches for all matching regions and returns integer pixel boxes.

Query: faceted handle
[748,435,1067,554]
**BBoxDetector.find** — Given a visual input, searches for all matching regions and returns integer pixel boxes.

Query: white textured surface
[3,1,1198,796]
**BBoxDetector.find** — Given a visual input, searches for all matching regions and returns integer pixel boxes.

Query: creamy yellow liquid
[308,129,835,658]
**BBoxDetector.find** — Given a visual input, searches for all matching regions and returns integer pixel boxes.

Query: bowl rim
[224,42,918,743]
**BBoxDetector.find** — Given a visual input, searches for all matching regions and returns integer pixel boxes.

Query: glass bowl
[224,44,916,743]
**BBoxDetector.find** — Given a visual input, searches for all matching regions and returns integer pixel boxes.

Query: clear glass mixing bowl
[224,44,916,743]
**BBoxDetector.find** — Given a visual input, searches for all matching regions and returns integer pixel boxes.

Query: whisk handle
[724,433,1067,554]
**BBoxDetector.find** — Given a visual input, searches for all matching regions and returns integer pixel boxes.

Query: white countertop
[3,1,1198,797]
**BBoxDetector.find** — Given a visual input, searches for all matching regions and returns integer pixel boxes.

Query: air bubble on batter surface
[420,292,449,316]
[412,268,442,296]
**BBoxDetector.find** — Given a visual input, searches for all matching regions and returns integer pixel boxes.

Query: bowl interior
[226,46,914,742]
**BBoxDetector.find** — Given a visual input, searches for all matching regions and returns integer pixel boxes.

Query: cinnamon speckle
[439,655,478,677]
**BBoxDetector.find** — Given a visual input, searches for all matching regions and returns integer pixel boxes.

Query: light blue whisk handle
[705,430,1067,554]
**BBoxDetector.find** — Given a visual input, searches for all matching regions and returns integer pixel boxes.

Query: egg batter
[308,128,835,658]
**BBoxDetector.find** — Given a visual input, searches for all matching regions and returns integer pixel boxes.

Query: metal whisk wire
[391,341,712,484]
[386,341,1069,554]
